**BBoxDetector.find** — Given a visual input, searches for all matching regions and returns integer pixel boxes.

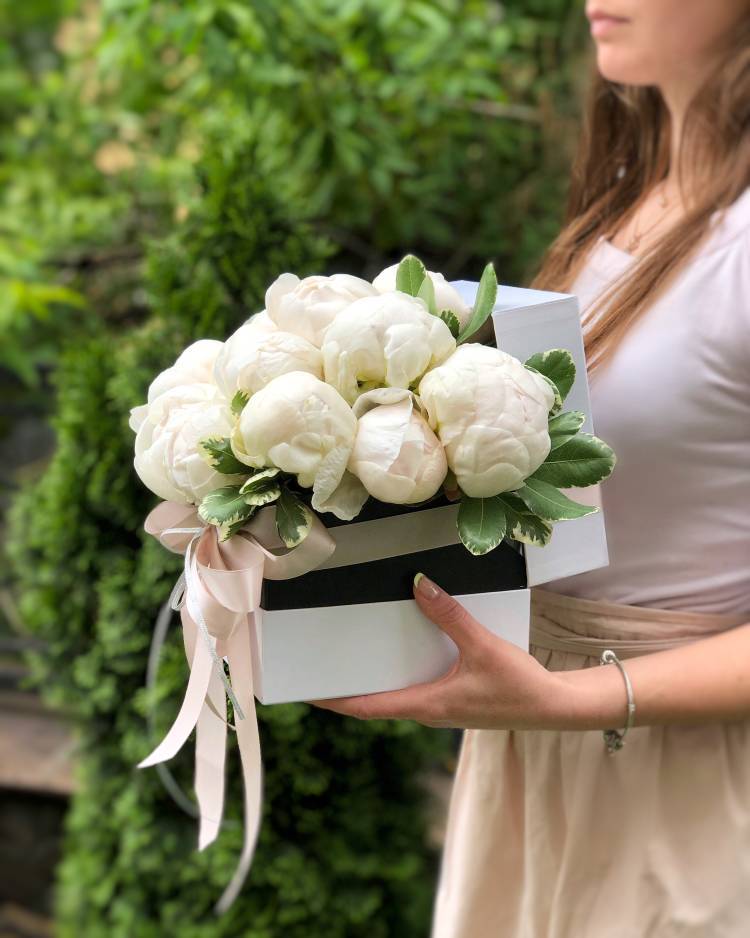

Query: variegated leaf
[513,478,598,522]
[198,486,255,527]
[239,468,281,495]
[395,255,427,297]
[547,410,586,450]
[496,492,553,547]
[199,437,248,475]
[231,389,249,416]
[524,349,576,403]
[275,487,314,548]
[457,495,507,556]
[457,262,497,343]
[438,308,460,338]
[244,484,281,507]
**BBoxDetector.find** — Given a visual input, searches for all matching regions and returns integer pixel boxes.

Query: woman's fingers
[307,575,488,724]
[413,572,490,659]
[307,656,461,722]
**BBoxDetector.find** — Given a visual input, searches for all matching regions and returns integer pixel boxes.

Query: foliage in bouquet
[132,255,615,557]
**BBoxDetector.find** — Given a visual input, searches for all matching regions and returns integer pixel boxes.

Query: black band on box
[261,496,527,610]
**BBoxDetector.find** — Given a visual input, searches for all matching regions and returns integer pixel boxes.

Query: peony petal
[313,470,369,521]
[265,272,299,317]
[351,386,413,418]
[350,397,413,473]
[134,425,189,503]
[311,443,353,509]
[129,404,148,433]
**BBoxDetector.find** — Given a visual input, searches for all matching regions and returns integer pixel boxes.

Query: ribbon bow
[138,500,335,914]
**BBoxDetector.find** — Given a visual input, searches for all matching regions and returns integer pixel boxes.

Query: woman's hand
[305,573,598,730]
[306,573,750,730]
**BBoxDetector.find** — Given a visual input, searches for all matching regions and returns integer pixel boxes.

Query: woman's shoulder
[570,187,750,318]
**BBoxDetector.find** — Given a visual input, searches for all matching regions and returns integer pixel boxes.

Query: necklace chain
[625,180,677,253]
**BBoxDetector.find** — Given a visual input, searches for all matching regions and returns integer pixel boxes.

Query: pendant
[627,234,641,253]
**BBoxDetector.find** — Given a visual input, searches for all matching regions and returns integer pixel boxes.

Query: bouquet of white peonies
[129,255,616,913]
[130,255,615,556]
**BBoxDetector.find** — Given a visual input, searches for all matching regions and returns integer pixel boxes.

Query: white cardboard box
[250,283,609,705]
[252,587,531,705]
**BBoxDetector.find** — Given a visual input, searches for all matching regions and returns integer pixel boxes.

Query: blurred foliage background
[1,0,589,935]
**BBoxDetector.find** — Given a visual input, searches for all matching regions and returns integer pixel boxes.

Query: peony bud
[418,343,555,497]
[349,388,447,504]
[321,291,456,405]
[265,272,377,346]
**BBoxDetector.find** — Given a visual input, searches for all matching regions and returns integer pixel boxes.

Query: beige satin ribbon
[138,500,335,914]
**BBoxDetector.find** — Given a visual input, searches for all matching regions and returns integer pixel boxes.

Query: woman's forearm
[557,621,750,730]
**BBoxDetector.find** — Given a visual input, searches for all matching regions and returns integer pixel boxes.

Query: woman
[309,2,750,935]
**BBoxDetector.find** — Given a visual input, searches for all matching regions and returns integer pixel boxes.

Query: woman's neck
[658,58,718,201]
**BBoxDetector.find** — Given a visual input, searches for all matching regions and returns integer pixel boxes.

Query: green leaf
[457,262,497,343]
[239,467,281,494]
[231,389,249,416]
[513,478,598,521]
[198,486,255,526]
[199,437,248,475]
[244,484,281,507]
[525,365,562,414]
[438,309,460,339]
[395,255,427,297]
[548,410,586,450]
[417,274,437,314]
[275,487,314,548]
[524,349,576,403]
[218,514,255,542]
[457,495,507,556]
[527,433,616,488]
[495,492,553,546]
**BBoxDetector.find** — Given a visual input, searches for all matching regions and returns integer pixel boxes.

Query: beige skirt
[430,587,750,938]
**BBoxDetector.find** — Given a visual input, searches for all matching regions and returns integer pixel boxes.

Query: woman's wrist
[542,665,633,732]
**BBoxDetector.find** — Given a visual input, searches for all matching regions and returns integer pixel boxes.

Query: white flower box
[249,283,609,705]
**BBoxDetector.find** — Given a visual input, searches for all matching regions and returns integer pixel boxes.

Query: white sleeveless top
[543,187,750,617]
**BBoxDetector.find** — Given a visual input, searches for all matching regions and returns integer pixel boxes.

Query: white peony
[150,339,223,401]
[418,343,555,497]
[129,339,223,433]
[213,324,322,399]
[321,291,456,405]
[265,272,377,346]
[231,371,366,519]
[349,388,447,504]
[372,264,471,329]
[244,310,277,335]
[133,383,243,505]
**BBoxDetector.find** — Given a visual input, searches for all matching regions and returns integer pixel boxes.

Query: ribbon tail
[138,609,214,770]
[214,617,263,915]
[195,664,228,850]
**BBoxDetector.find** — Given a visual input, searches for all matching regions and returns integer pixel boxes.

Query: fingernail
[413,572,440,599]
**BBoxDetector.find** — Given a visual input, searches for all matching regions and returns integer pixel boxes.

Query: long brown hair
[531,22,750,381]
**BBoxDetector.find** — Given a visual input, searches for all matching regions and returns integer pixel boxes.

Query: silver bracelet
[599,648,636,754]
